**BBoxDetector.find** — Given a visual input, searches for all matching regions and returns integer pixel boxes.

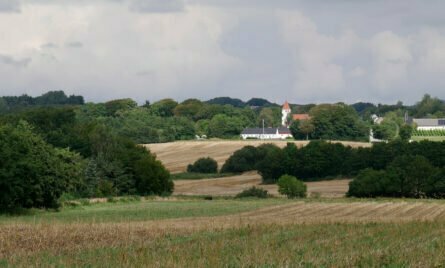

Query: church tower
[282,101,291,127]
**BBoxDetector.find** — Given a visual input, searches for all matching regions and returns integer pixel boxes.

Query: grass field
[2,198,445,267]
[145,140,371,173]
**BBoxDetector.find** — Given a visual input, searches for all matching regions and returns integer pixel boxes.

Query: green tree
[290,120,314,140]
[0,98,8,113]
[399,124,413,141]
[187,157,218,173]
[208,114,243,138]
[150,99,178,117]
[221,146,258,173]
[105,98,137,116]
[413,94,445,118]
[0,122,83,210]
[174,99,204,119]
[258,107,280,127]
[309,103,368,141]
[277,175,307,198]
[347,169,388,197]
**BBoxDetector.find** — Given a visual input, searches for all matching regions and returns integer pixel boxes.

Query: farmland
[174,171,350,198]
[412,129,445,142]
[2,198,445,266]
[2,139,444,267]
[145,140,371,173]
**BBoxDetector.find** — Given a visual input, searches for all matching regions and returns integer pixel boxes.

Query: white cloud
[370,31,413,91]
[349,66,366,77]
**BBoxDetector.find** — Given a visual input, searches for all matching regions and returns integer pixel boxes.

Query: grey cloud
[41,43,58,49]
[0,54,31,68]
[129,0,184,13]
[136,71,154,77]
[0,0,20,12]
[65,41,83,48]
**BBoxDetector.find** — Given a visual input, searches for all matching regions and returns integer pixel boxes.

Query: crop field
[174,171,350,198]
[2,140,443,266]
[145,140,371,173]
[2,198,445,267]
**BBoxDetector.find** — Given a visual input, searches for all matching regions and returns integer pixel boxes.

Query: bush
[277,175,307,198]
[236,187,269,199]
[187,157,218,173]
[347,169,389,198]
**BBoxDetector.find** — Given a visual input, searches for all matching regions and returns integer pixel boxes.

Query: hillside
[145,140,371,174]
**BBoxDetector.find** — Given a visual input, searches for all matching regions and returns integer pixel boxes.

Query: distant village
[241,101,445,140]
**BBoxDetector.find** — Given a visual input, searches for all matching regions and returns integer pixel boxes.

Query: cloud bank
[0,0,445,104]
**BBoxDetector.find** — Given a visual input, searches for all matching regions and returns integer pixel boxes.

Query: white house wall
[417,126,445,130]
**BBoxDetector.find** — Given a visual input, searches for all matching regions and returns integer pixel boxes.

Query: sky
[1,0,445,104]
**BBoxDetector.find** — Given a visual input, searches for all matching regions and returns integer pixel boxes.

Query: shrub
[187,157,218,173]
[236,187,269,199]
[277,175,307,198]
[347,169,389,198]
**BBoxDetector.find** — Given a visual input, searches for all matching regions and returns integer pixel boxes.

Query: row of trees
[0,91,84,113]
[222,141,445,198]
[222,140,445,193]
[3,91,444,143]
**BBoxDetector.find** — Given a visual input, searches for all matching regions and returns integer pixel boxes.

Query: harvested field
[145,140,371,173]
[2,199,445,262]
[174,171,350,198]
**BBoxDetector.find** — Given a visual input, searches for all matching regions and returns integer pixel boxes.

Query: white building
[413,118,445,130]
[241,127,292,140]
[282,101,291,126]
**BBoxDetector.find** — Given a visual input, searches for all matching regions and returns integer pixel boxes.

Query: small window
[439,119,445,126]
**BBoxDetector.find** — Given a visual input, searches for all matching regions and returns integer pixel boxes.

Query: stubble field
[145,140,371,173]
[2,140,444,267]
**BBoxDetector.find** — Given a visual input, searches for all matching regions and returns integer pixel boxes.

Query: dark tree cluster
[187,157,218,173]
[0,91,84,113]
[0,105,174,211]
[348,156,445,198]
[223,140,445,198]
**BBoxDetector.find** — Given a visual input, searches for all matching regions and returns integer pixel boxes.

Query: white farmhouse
[413,118,445,130]
[241,127,292,140]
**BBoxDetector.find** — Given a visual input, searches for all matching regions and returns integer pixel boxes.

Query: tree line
[222,140,445,198]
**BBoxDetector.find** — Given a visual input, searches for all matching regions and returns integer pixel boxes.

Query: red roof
[282,101,291,110]
[293,114,310,121]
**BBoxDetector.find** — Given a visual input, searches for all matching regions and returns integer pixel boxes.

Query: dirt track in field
[145,140,371,174]
[174,172,350,198]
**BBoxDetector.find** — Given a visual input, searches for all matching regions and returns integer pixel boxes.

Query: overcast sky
[1,0,445,104]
